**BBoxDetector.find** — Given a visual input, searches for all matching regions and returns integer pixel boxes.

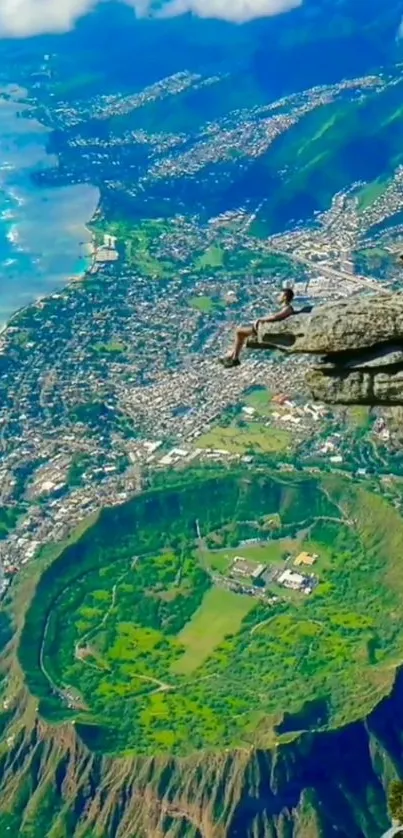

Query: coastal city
[38,69,383,179]
[0,3,403,831]
[0,62,402,597]
[36,69,387,203]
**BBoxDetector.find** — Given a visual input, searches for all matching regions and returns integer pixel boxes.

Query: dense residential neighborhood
[0,63,402,594]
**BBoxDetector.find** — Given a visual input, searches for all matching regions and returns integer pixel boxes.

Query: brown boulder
[246,293,403,405]
[248,293,403,355]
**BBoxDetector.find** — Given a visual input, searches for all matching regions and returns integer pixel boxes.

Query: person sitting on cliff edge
[218,287,295,369]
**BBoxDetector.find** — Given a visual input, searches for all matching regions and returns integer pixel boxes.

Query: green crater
[17,469,403,756]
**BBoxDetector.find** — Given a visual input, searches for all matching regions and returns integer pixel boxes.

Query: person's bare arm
[255,306,293,328]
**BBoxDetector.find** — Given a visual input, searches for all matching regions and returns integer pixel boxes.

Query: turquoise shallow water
[0,85,99,327]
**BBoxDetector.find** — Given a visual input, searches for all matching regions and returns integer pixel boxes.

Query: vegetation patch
[356,179,388,211]
[0,506,23,539]
[346,405,371,430]
[195,245,224,270]
[93,341,127,354]
[173,587,255,675]
[94,218,173,278]
[242,386,273,416]
[196,423,292,455]
[189,295,219,313]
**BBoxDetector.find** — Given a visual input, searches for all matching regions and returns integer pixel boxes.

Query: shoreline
[0,238,94,336]
[0,202,122,338]
[0,85,101,336]
[0,196,102,337]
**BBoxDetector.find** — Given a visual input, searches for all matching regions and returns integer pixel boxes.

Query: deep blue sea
[0,84,99,327]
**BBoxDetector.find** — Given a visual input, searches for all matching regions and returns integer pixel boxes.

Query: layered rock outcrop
[247,293,403,405]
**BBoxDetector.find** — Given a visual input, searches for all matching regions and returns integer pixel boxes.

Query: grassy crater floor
[16,468,403,757]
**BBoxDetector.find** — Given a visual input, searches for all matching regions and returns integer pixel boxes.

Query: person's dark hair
[283,288,294,303]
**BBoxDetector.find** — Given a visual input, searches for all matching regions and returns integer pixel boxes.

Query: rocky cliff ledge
[247,294,403,405]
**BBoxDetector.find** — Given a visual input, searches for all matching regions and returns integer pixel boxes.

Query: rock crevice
[247,293,403,405]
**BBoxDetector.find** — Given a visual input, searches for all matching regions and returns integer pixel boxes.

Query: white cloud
[0,0,301,38]
[0,0,97,37]
[158,0,302,23]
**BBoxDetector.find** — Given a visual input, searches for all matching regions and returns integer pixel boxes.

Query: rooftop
[232,557,265,578]
[294,551,318,566]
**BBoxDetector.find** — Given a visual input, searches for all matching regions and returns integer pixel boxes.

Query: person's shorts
[241,322,257,335]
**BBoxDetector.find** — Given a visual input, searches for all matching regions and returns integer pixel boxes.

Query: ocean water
[0,85,99,327]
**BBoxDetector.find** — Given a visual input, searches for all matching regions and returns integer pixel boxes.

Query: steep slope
[0,670,402,837]
[254,78,403,232]
[99,77,403,231]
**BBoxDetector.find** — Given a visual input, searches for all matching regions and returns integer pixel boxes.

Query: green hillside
[254,79,403,231]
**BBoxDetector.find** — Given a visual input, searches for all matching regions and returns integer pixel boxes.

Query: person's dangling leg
[219,324,255,368]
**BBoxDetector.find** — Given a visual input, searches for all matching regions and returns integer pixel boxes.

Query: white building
[278,568,305,590]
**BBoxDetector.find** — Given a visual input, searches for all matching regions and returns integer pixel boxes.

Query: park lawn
[189,295,215,313]
[13,329,32,347]
[126,235,165,278]
[195,245,224,270]
[243,387,272,416]
[172,586,255,675]
[98,217,172,279]
[204,551,232,573]
[93,341,127,355]
[358,245,390,259]
[196,423,292,455]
